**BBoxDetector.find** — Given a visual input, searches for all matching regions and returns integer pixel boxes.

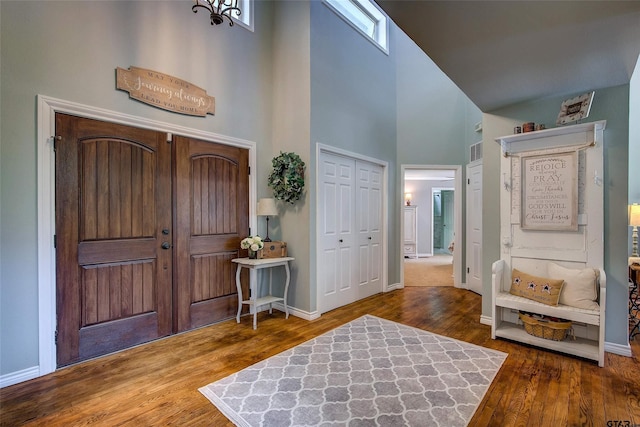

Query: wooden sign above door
[116,66,215,117]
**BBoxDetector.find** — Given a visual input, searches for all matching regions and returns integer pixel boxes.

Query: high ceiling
[376,0,640,111]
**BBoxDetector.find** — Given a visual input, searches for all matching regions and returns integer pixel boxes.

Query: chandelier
[192,0,241,26]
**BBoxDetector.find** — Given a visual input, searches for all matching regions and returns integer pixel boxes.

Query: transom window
[234,0,253,30]
[323,0,389,54]
[211,0,253,31]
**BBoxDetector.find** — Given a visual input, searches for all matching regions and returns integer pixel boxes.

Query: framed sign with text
[116,66,215,117]
[521,152,578,231]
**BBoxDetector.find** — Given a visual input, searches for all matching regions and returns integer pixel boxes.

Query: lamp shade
[257,198,278,216]
[630,203,640,227]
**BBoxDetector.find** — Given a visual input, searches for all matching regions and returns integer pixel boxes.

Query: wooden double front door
[55,113,249,367]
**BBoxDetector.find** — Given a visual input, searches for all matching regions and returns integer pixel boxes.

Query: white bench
[491,259,606,367]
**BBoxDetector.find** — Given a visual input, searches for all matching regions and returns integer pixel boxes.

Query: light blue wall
[267,0,312,312]
[0,0,420,379]
[395,29,481,284]
[482,85,631,346]
[396,31,477,166]
[4,0,627,383]
[309,0,399,305]
[0,0,278,376]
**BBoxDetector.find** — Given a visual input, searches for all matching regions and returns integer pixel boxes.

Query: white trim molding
[0,366,41,389]
[268,303,321,322]
[604,342,632,358]
[34,95,257,382]
[479,315,492,326]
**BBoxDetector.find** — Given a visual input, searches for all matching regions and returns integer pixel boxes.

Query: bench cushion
[548,262,599,311]
[510,268,564,306]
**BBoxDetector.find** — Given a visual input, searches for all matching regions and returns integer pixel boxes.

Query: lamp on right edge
[630,203,640,257]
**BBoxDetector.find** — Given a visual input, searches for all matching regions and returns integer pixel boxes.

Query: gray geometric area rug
[199,315,507,427]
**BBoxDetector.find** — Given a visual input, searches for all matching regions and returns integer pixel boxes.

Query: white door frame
[401,165,463,288]
[36,95,257,378]
[315,143,389,315]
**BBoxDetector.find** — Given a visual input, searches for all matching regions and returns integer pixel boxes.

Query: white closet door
[356,161,382,299]
[319,153,357,313]
[466,163,483,295]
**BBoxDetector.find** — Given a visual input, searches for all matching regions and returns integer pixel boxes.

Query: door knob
[368,237,372,240]
[339,239,343,243]
[161,242,171,250]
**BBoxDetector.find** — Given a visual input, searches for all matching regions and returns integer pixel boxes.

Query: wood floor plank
[1,287,638,427]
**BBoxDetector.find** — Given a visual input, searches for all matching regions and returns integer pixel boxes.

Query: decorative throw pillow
[547,262,599,311]
[510,268,564,306]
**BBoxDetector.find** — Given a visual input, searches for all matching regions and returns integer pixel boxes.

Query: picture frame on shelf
[556,91,594,125]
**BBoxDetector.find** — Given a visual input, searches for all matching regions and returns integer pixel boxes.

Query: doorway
[37,96,256,375]
[401,165,462,288]
[55,113,250,366]
[431,188,455,255]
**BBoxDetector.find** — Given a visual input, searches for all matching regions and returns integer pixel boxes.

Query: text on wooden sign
[116,66,215,117]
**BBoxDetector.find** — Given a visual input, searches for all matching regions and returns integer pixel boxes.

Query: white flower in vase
[240,236,264,251]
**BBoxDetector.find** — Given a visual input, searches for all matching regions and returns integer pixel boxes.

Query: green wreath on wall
[268,152,306,204]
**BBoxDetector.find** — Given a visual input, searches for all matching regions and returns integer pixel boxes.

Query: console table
[232,257,294,329]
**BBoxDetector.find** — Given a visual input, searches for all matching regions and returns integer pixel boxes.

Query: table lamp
[404,193,412,206]
[630,203,640,257]
[257,198,278,242]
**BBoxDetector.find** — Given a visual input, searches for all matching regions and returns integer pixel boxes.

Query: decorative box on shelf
[260,241,287,259]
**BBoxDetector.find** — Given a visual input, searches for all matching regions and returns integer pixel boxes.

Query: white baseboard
[247,303,320,321]
[605,341,632,357]
[387,282,404,291]
[479,315,493,326]
[275,303,320,321]
[1,365,40,388]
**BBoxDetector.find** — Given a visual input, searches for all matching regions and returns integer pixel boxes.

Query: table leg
[235,264,243,323]
[250,269,258,330]
[268,269,273,315]
[283,262,290,319]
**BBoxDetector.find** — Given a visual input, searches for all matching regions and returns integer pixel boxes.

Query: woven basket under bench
[518,312,573,341]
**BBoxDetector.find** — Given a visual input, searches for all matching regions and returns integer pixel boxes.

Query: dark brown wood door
[56,116,249,366]
[55,113,173,366]
[173,135,249,332]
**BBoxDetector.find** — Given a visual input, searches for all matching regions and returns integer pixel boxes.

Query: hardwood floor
[1,286,639,426]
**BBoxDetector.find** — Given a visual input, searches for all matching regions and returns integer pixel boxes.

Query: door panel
[356,162,382,297]
[442,190,455,250]
[319,153,356,313]
[466,163,483,295]
[173,136,249,332]
[55,113,172,367]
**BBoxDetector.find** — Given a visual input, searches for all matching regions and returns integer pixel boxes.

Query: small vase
[248,250,257,259]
